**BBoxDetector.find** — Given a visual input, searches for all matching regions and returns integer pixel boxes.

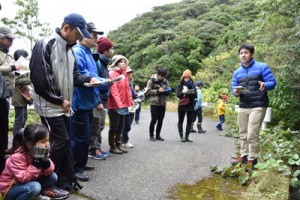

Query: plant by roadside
[211,122,300,199]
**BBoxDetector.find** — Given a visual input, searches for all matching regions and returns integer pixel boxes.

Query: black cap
[87,22,104,35]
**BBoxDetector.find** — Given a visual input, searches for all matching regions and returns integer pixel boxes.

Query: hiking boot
[156,136,164,141]
[89,150,106,160]
[109,147,123,154]
[42,187,69,200]
[116,145,128,153]
[247,159,257,167]
[231,155,248,165]
[150,136,156,141]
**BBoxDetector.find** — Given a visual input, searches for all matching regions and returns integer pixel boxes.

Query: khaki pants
[238,107,267,160]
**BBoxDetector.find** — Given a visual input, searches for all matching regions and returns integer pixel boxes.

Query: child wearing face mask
[0,123,69,200]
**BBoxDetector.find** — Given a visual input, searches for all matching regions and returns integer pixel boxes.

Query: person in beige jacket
[145,68,171,141]
[0,25,25,173]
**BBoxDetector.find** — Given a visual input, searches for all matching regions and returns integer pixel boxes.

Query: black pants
[41,115,76,190]
[178,110,194,131]
[0,98,9,173]
[192,107,203,123]
[149,105,166,137]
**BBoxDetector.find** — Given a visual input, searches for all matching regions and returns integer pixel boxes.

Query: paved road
[69,109,236,200]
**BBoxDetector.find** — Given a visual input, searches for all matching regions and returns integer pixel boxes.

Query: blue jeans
[70,109,93,173]
[5,172,57,200]
[216,114,225,129]
[122,113,134,143]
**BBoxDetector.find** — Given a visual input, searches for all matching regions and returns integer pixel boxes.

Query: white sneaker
[125,142,134,148]
[35,195,51,200]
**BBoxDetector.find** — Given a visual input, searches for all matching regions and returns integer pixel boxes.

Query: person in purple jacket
[231,43,276,167]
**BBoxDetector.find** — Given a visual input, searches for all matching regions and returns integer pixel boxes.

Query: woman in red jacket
[107,55,132,154]
[0,123,68,200]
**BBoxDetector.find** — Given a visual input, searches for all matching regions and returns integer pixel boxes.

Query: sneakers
[42,187,69,200]
[35,195,51,200]
[89,150,106,160]
[122,142,134,148]
[231,155,248,165]
[150,136,156,141]
[99,149,110,157]
[75,172,89,182]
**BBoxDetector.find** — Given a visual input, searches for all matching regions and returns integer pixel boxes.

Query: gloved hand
[32,146,47,160]
[31,158,51,169]
[31,158,43,168]
[41,160,51,169]
[43,146,50,161]
[164,87,172,94]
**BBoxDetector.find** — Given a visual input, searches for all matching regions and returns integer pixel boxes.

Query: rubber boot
[185,125,193,142]
[178,123,185,142]
[109,130,123,154]
[190,122,197,133]
[197,123,207,133]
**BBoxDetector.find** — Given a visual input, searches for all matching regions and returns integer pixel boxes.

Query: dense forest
[108,0,300,130]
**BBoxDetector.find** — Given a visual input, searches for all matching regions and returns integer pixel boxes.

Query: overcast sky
[1,0,182,35]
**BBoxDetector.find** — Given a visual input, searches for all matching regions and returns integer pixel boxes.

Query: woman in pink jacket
[0,123,69,200]
[107,55,133,154]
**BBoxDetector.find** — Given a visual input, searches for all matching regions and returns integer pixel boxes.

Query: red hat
[221,95,227,100]
[97,37,113,54]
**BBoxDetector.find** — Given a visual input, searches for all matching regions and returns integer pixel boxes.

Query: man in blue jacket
[71,22,108,182]
[231,43,276,167]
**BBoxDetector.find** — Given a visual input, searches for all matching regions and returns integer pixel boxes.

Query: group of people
[0,8,277,200]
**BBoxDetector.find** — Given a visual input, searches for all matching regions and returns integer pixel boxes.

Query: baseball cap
[63,13,91,39]
[0,25,15,39]
[87,22,104,35]
[196,81,203,87]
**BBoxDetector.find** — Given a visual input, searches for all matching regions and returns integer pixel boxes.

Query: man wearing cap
[0,25,25,173]
[70,22,108,181]
[89,37,114,159]
[29,13,100,191]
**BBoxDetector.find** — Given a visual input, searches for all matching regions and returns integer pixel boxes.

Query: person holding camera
[0,123,69,200]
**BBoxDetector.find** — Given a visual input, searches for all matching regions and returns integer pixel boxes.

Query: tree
[1,0,52,50]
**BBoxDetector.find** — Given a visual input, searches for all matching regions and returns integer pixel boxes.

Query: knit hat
[0,25,15,39]
[196,81,203,87]
[221,95,227,100]
[126,66,133,73]
[182,69,192,78]
[97,37,113,54]
[110,55,129,67]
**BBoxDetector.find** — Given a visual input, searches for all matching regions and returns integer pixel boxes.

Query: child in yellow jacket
[216,94,227,131]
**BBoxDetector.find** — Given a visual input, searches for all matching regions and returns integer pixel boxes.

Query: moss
[167,174,246,200]
[247,171,289,200]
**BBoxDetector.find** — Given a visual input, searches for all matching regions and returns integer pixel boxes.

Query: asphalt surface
[69,109,236,200]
